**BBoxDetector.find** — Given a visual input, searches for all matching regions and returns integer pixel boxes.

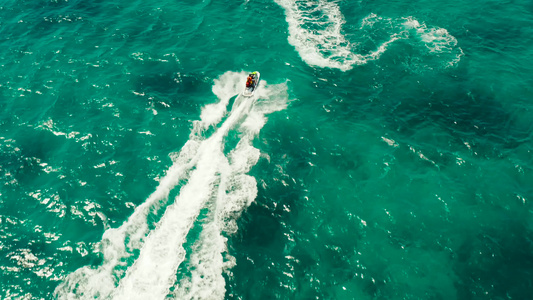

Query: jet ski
[242,71,260,97]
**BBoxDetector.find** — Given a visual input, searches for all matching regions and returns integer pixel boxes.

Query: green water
[1,0,532,299]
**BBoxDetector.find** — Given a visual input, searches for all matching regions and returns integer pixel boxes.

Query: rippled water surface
[1,0,533,299]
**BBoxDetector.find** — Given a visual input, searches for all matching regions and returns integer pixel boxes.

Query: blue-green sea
[1,0,533,299]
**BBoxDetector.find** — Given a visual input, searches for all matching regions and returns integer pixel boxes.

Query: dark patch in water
[454,220,533,299]
[133,72,209,112]
[380,72,528,161]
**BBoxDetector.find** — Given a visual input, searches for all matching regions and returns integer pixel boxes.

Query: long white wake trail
[171,83,287,299]
[54,71,288,300]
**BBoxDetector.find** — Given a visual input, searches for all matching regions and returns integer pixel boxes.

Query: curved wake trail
[275,0,363,70]
[275,0,463,71]
[54,71,288,300]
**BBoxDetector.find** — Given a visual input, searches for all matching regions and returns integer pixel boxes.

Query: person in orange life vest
[246,74,254,87]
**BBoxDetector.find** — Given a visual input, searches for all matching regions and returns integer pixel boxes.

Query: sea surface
[1,0,533,299]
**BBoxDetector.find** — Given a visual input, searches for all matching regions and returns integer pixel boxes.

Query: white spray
[274,0,463,71]
[54,71,288,300]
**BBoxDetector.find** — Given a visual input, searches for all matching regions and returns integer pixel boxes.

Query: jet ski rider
[246,72,256,88]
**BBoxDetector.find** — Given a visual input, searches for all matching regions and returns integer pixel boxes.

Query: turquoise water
[1,0,533,299]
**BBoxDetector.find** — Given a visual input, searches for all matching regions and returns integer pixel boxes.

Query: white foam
[274,1,401,70]
[275,0,363,71]
[364,34,402,62]
[171,88,289,299]
[402,17,457,53]
[117,83,285,299]
[53,140,199,300]
[55,71,288,300]
[171,143,256,299]
[360,13,384,29]
[275,1,464,70]
[192,71,249,136]
[112,136,226,300]
[113,78,287,300]
[54,71,275,299]
[111,95,254,298]
[172,221,227,300]
[401,17,464,67]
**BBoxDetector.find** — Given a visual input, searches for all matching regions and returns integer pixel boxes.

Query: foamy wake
[54,71,288,300]
[274,0,363,71]
[275,0,463,71]
[401,17,464,67]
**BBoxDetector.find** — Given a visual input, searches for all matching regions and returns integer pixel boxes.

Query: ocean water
[1,0,533,299]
